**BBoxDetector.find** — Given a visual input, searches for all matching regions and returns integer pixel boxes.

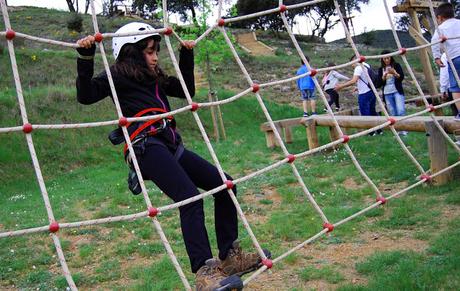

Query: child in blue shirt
[296,57,316,117]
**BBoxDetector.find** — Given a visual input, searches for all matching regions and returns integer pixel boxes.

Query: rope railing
[1,0,459,290]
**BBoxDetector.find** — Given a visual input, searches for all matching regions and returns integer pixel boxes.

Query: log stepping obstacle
[260,114,460,184]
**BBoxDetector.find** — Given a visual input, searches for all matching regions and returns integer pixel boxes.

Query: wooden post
[284,127,293,143]
[265,130,276,148]
[425,120,452,185]
[407,8,442,115]
[305,119,319,150]
[329,126,341,150]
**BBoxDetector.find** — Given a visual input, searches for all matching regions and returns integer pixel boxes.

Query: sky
[5,0,400,42]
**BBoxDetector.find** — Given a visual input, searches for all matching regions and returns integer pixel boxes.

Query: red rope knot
[225,180,234,189]
[262,258,273,269]
[148,207,159,217]
[22,123,33,134]
[341,135,350,144]
[440,35,448,43]
[218,19,225,27]
[94,32,103,42]
[190,102,200,112]
[427,105,435,112]
[279,5,288,13]
[323,223,334,233]
[376,196,387,205]
[118,117,128,127]
[49,221,60,233]
[358,56,366,63]
[420,174,431,182]
[5,29,16,40]
[388,118,396,125]
[164,27,173,35]
[399,48,407,55]
[252,83,260,93]
[286,154,296,163]
[309,69,317,77]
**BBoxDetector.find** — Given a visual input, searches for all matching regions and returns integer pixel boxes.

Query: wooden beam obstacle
[260,114,459,184]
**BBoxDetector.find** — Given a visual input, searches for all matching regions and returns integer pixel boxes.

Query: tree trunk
[85,0,90,14]
[66,0,76,12]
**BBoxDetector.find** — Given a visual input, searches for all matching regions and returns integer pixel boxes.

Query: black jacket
[377,62,405,95]
[76,47,195,148]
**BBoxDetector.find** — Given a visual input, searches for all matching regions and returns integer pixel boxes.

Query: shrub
[67,13,83,33]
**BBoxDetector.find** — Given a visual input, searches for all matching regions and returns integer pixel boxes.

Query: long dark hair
[112,36,165,83]
[380,50,395,68]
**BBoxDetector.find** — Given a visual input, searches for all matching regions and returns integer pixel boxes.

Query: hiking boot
[219,240,271,277]
[195,259,243,291]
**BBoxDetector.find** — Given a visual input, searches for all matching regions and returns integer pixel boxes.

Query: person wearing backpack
[378,50,408,136]
[335,55,382,136]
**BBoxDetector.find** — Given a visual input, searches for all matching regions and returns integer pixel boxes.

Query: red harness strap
[123,107,173,155]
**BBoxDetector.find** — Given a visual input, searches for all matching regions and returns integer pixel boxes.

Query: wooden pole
[305,119,319,150]
[407,8,442,115]
[425,120,452,185]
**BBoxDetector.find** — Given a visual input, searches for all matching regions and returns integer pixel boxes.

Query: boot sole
[214,275,244,291]
[233,249,272,277]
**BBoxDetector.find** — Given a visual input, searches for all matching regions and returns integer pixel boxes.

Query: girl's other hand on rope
[181,40,195,50]
[77,35,96,49]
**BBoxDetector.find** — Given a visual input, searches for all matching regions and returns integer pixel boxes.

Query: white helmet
[112,22,161,60]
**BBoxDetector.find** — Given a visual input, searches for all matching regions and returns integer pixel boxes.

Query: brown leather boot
[195,259,243,291]
[219,240,271,277]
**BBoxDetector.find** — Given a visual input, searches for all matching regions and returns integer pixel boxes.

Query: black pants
[326,89,340,109]
[137,142,238,273]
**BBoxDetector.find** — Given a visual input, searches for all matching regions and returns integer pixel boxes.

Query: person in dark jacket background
[76,22,267,290]
[378,51,408,136]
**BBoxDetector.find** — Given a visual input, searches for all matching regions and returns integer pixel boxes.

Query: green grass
[1,6,459,290]
[339,218,460,290]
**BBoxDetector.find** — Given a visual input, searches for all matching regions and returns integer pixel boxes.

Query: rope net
[1,0,459,289]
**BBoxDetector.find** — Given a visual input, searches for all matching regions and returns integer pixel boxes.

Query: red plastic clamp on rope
[94,32,103,42]
[427,105,435,112]
[358,56,366,63]
[341,135,350,144]
[225,180,234,189]
[148,207,159,217]
[388,117,396,125]
[309,69,317,77]
[420,174,431,182]
[164,27,173,35]
[279,4,288,12]
[323,223,334,232]
[399,48,407,55]
[118,117,128,127]
[376,196,387,204]
[252,83,260,93]
[190,102,199,112]
[218,19,226,27]
[286,154,296,163]
[22,123,33,134]
[49,221,60,233]
[440,35,448,43]
[262,258,273,269]
[5,29,15,40]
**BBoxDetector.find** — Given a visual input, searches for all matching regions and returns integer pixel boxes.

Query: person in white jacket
[321,62,350,112]
[431,3,460,121]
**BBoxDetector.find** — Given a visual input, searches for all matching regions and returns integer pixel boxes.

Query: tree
[66,0,76,12]
[133,0,221,24]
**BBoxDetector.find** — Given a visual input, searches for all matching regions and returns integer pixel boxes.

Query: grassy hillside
[1,6,459,291]
[331,29,417,49]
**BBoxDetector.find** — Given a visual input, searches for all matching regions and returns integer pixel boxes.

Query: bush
[67,13,83,33]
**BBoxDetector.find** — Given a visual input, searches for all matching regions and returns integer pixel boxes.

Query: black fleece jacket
[76,47,195,148]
